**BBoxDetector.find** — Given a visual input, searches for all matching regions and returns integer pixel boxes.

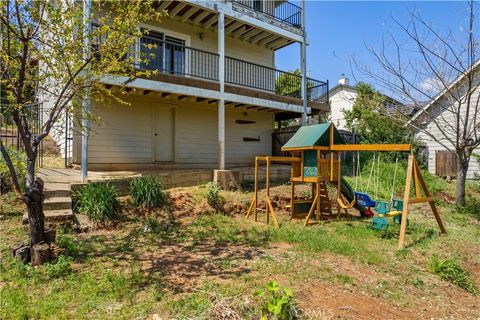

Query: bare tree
[353,0,480,206]
[1,0,164,263]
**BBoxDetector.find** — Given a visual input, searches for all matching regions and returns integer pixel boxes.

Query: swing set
[244,123,446,249]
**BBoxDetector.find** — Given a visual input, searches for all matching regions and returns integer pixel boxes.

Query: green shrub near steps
[0,146,26,193]
[129,176,169,209]
[74,182,119,223]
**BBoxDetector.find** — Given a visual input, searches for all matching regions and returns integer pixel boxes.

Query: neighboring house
[409,62,480,179]
[329,75,411,130]
[42,0,329,176]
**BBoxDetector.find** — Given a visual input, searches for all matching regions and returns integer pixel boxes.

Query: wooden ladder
[318,181,332,214]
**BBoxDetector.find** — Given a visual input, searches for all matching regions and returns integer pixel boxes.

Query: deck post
[300,0,307,125]
[81,0,92,182]
[217,11,225,170]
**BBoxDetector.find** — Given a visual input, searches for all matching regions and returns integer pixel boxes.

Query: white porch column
[218,11,225,169]
[81,0,92,182]
[300,0,308,125]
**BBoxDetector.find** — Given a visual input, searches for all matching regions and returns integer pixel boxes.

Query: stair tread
[44,183,71,191]
[44,196,72,203]
[22,209,73,224]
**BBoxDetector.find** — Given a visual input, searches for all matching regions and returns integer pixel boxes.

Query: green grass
[428,255,478,295]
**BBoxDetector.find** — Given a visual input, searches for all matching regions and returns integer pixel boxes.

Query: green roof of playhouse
[281,123,345,150]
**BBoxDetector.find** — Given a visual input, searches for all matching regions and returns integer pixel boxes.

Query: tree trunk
[24,158,46,247]
[455,150,470,206]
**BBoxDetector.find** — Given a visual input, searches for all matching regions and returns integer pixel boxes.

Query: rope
[390,154,399,203]
[355,151,361,191]
[375,153,380,200]
[366,153,375,193]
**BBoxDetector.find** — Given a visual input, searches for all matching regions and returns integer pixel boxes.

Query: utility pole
[300,0,308,125]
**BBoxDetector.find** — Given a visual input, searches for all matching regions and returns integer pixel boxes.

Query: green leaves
[129,176,169,210]
[256,281,297,319]
[73,182,119,223]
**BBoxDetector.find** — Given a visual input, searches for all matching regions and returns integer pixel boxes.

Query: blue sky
[275,1,470,87]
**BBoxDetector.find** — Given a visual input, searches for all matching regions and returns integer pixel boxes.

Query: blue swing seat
[354,192,376,207]
[354,192,376,216]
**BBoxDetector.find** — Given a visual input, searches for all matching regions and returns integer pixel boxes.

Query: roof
[408,59,480,124]
[329,82,405,107]
[282,123,345,150]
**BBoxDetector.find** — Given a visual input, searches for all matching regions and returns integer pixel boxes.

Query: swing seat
[337,198,355,209]
[375,201,391,215]
[392,199,404,211]
[354,192,376,207]
[371,215,389,231]
[393,215,410,226]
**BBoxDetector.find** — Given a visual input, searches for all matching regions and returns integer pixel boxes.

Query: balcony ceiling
[153,0,295,50]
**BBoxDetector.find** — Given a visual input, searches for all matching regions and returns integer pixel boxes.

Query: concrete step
[43,183,71,198]
[22,209,74,224]
[44,197,72,211]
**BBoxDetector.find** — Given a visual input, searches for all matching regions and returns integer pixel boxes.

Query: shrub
[429,255,478,295]
[0,146,26,193]
[129,176,169,209]
[457,197,480,220]
[74,182,119,223]
[255,281,298,319]
[44,255,73,279]
[205,182,225,213]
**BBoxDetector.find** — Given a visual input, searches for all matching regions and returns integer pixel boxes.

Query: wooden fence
[435,150,457,177]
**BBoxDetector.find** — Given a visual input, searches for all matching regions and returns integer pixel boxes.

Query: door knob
[155,133,158,136]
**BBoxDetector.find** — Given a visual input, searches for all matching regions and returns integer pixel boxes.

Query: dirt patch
[297,282,415,320]
[139,240,265,291]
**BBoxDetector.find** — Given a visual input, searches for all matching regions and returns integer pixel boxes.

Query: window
[140,28,186,75]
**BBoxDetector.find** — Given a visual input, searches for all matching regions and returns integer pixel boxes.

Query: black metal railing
[137,35,219,81]
[136,36,328,103]
[0,102,44,167]
[284,78,330,103]
[232,0,302,29]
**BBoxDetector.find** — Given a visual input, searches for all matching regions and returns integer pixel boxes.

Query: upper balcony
[133,36,328,106]
[231,0,303,30]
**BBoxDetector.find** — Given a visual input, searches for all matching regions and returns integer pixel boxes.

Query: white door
[154,105,174,162]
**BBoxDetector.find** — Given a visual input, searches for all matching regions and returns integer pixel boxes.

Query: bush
[74,182,119,223]
[0,146,26,193]
[255,281,298,319]
[129,176,169,209]
[205,182,225,212]
[457,197,480,220]
[429,255,478,295]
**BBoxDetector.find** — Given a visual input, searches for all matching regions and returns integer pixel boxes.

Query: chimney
[338,74,349,85]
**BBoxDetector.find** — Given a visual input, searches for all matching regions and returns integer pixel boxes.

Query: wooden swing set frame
[245,126,447,249]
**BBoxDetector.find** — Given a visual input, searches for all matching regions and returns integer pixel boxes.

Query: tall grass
[129,176,169,209]
[429,255,478,295]
[74,183,119,223]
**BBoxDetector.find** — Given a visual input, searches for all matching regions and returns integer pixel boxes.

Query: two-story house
[50,0,329,181]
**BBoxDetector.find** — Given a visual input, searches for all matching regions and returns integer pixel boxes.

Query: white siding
[414,80,480,179]
[87,94,273,168]
[329,86,357,130]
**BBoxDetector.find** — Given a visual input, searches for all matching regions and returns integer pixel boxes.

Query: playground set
[245,123,446,248]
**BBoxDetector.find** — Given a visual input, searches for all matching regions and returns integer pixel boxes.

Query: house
[409,62,480,179]
[45,0,329,181]
[329,75,411,130]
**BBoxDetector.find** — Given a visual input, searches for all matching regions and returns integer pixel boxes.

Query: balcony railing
[138,35,219,81]
[137,37,328,103]
[232,0,302,29]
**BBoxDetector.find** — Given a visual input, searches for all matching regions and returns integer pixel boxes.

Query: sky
[275,1,471,88]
